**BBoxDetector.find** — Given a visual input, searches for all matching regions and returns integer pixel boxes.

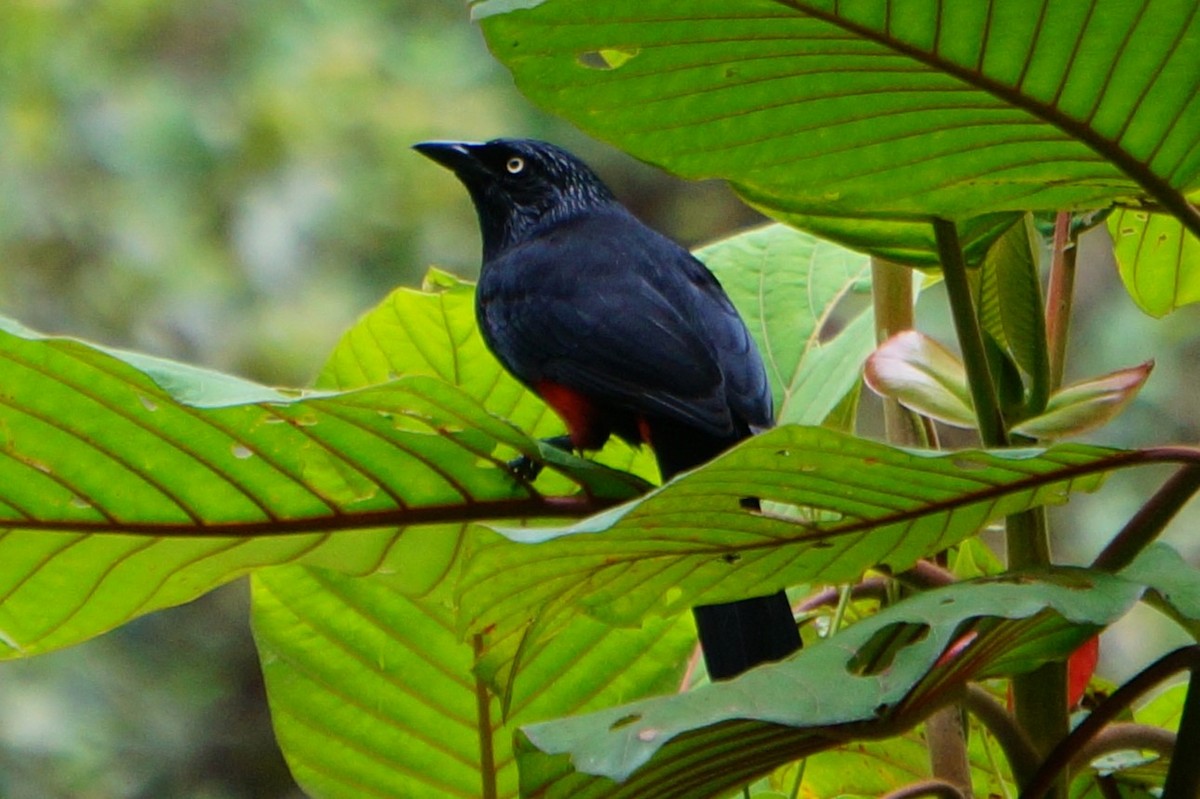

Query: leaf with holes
[474,0,1200,264]
[1118,542,1200,640]
[458,428,1141,666]
[514,570,1143,798]
[1108,204,1200,318]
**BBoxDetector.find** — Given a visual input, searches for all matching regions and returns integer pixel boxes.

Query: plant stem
[1045,212,1078,391]
[1071,722,1175,769]
[934,218,1063,795]
[1162,664,1200,799]
[872,257,937,446]
[873,254,969,796]
[962,685,1040,789]
[932,219,1008,448]
[788,759,807,799]
[473,634,499,799]
[1006,521,1065,794]
[1005,505,1053,578]
[927,708,974,798]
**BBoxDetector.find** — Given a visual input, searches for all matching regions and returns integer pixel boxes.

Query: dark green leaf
[514,570,1143,798]
[977,214,1049,413]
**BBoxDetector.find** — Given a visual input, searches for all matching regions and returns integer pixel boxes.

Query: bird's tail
[647,417,802,680]
[692,592,800,680]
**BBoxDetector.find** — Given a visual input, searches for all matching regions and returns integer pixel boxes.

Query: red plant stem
[1045,212,1078,391]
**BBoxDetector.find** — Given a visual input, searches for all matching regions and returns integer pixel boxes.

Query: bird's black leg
[508,434,575,482]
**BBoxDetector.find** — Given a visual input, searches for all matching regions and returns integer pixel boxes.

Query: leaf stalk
[1045,212,1078,391]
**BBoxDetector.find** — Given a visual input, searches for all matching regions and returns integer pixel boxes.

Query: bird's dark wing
[478,210,771,438]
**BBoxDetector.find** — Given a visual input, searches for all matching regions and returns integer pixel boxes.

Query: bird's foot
[508,435,575,482]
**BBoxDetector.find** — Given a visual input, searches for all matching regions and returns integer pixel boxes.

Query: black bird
[414,137,800,680]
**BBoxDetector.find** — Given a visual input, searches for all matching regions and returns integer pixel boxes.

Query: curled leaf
[1011,362,1153,440]
[865,330,975,428]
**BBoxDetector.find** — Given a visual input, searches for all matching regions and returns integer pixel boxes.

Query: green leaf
[475,0,1200,263]
[1120,542,1200,637]
[978,214,1050,413]
[1137,682,1189,733]
[1109,205,1200,318]
[459,428,1124,656]
[864,330,976,427]
[514,570,1143,798]
[0,280,646,659]
[1011,362,1154,440]
[694,224,873,425]
[252,566,695,799]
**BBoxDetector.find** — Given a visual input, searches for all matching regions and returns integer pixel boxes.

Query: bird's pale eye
[505,157,525,174]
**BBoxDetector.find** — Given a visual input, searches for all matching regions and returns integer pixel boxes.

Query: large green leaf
[474,0,1200,263]
[252,566,694,799]
[458,429,1132,656]
[514,570,1145,798]
[251,273,682,799]
[0,276,650,659]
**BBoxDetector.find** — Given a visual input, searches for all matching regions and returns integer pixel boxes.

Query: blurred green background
[0,1,1196,797]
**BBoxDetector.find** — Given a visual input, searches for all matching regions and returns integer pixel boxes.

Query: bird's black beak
[412,140,483,174]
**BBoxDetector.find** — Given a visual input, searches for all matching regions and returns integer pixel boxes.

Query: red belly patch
[535,380,606,450]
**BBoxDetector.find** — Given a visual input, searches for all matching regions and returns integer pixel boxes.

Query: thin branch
[1163,661,1200,798]
[795,577,890,614]
[962,685,1041,789]
[933,218,1009,448]
[872,257,937,447]
[905,559,958,589]
[1071,722,1175,770]
[874,252,970,796]
[927,708,975,798]
[1091,464,1200,572]
[1045,212,1078,391]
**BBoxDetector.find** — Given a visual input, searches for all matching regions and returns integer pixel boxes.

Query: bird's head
[414,138,617,259]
